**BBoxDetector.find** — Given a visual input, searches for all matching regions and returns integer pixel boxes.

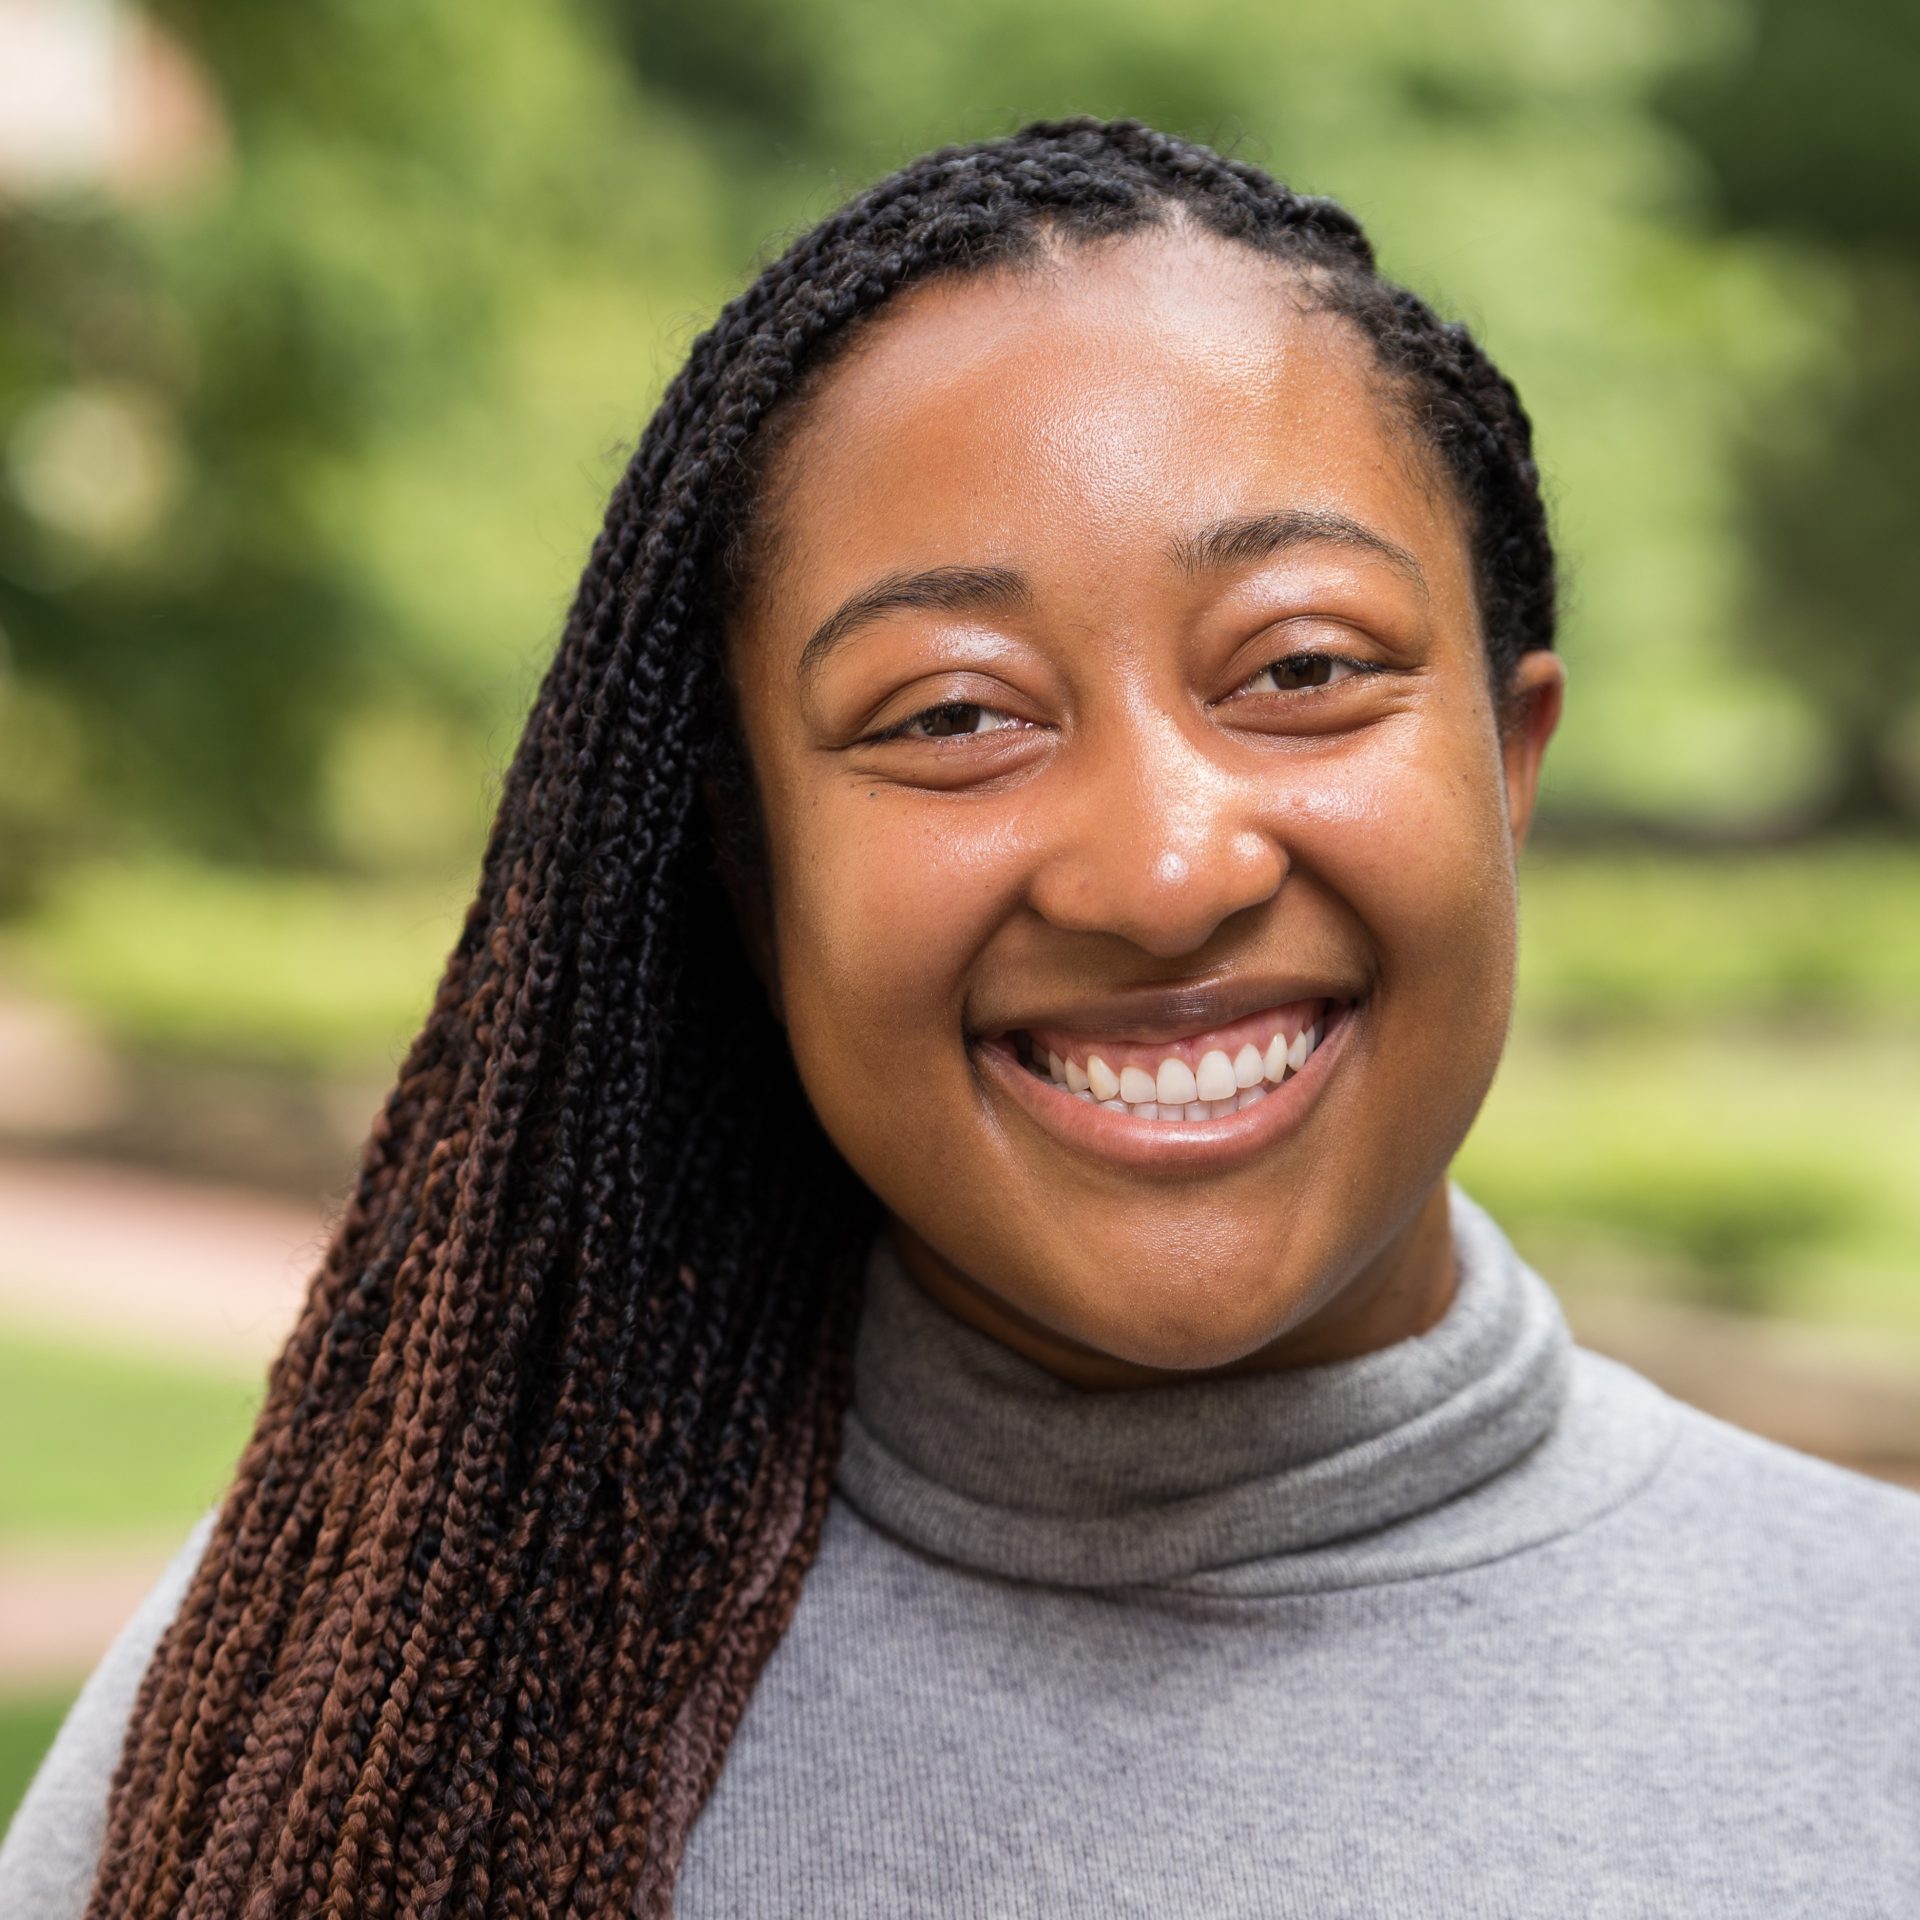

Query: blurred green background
[2,0,1918,1836]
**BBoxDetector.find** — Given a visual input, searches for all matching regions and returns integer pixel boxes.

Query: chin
[1041,1254,1324,1376]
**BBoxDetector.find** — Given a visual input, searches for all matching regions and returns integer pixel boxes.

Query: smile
[974,995,1358,1173]
[1016,999,1330,1120]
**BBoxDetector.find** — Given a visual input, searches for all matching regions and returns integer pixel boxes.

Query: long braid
[85,115,1557,1919]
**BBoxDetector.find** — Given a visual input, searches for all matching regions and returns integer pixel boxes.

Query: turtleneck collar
[833,1181,1669,1594]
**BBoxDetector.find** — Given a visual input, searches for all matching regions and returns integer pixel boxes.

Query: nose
[1024,714,1287,958]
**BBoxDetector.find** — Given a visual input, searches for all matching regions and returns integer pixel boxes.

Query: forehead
[738,225,1470,644]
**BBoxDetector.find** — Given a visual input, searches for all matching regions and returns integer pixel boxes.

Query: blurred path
[0,1153,321,1686]
[1565,1292,1920,1493]
[0,1153,322,1372]
[0,1537,199,1682]
[3,1151,1918,1687]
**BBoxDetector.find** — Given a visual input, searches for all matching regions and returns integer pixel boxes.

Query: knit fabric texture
[4,1181,1917,1916]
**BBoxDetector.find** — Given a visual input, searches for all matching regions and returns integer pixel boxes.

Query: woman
[4,116,1916,1917]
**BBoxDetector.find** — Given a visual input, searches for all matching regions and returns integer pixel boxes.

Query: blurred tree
[0,0,1847,887]
[602,0,1834,836]
[0,0,726,877]
[1662,0,1920,826]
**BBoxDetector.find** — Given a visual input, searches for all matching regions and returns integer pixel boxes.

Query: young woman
[4,116,1916,1918]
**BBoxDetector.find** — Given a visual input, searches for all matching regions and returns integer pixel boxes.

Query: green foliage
[1471,839,1920,1325]
[0,1320,257,1543]
[4,840,1914,1344]
[0,860,458,1074]
[1662,0,1920,252]
[1463,1137,1875,1317]
[1660,0,1920,824]
[0,0,730,871]
[1,0,1901,883]
[1460,1005,1920,1329]
[0,1691,77,1839]
[0,1313,252,1831]
[1514,841,1920,1021]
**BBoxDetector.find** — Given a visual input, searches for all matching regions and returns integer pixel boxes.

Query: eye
[1232,650,1378,696]
[873,700,1029,743]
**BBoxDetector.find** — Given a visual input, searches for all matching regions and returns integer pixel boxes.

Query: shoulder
[1574,1348,1920,1626]
[1680,1392,1920,1571]
[1652,1369,1920,1545]
[0,1507,217,1913]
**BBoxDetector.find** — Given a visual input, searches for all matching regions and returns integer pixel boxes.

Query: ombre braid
[86,115,1557,1920]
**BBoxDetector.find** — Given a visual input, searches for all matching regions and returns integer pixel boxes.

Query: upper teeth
[1023,1012,1330,1123]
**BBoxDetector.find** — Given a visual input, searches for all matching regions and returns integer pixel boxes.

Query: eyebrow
[797,563,1031,688]
[794,508,1425,686]
[1165,507,1429,594]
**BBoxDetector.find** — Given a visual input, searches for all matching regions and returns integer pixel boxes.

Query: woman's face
[724,224,1564,1386]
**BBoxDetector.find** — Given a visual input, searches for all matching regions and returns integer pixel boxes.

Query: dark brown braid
[86,116,1557,1919]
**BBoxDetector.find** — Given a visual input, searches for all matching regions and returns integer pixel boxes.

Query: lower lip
[973,998,1359,1176]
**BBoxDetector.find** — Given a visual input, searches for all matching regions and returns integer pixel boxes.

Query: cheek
[771,790,1020,1103]
[1356,742,1513,945]
[1309,704,1520,1092]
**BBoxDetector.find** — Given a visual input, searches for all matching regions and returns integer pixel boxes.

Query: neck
[884,1175,1460,1391]
[838,1180,1587,1590]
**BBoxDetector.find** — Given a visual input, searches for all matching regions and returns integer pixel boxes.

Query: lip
[973,994,1359,1177]
[975,970,1362,1048]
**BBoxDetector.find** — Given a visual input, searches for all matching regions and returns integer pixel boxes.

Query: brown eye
[1238,652,1366,695]
[878,701,1027,742]
[919,702,990,736]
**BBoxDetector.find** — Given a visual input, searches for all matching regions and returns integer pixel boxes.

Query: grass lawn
[1465,838,1920,1344]
[1461,1017,1920,1347]
[1511,841,1920,1023]
[0,1327,260,1841]
[0,859,461,1077]
[0,1689,79,1843]
[2,837,1916,1069]
[1,840,1916,1348]
[0,1320,261,1545]
[3,840,1912,1846]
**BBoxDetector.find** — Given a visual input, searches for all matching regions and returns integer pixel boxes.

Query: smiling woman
[716,223,1562,1386]
[3,117,1917,1920]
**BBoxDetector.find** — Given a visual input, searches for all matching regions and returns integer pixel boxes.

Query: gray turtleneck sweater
[5,1183,1917,1915]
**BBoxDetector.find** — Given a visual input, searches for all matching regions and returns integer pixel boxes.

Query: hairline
[716,209,1520,714]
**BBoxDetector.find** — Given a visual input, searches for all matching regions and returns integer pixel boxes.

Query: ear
[702,768,786,1027]
[1497,650,1566,857]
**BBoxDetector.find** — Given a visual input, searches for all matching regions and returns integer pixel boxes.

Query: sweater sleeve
[0,1507,218,1915]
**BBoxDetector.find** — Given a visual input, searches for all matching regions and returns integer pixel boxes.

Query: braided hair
[87,116,1556,1919]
